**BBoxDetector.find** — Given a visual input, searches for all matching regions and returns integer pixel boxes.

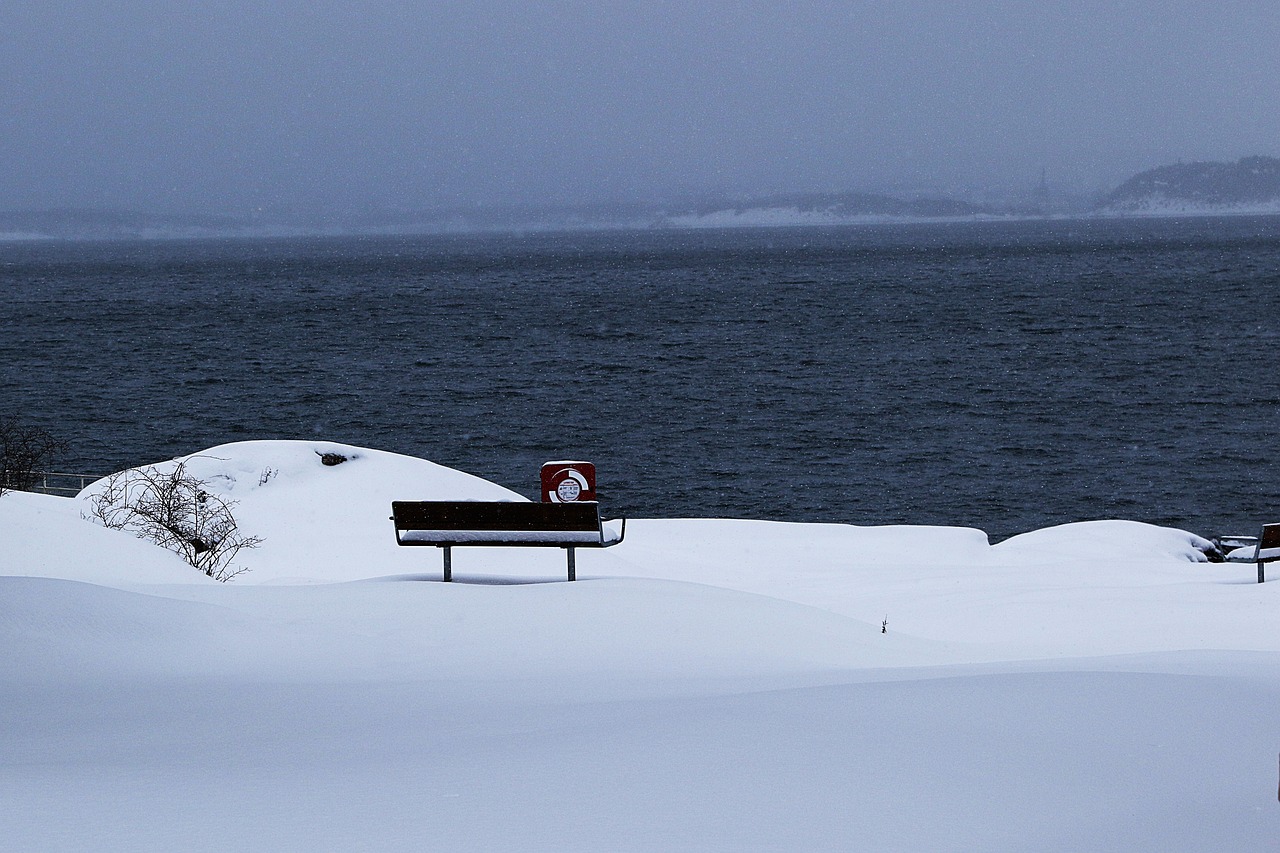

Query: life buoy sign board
[541,461,597,503]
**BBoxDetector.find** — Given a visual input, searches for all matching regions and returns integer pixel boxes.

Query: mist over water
[4,217,1279,541]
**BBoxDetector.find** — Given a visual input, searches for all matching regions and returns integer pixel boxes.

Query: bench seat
[397,528,612,545]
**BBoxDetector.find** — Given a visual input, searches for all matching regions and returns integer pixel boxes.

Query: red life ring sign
[541,461,597,503]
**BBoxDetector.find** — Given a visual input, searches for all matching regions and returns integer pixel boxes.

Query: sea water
[3,217,1279,541]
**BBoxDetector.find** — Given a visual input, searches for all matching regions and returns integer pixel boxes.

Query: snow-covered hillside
[2,440,1277,851]
[1097,156,1280,216]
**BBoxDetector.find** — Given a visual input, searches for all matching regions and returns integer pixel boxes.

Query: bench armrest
[602,517,627,546]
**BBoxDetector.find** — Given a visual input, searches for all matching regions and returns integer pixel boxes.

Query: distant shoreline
[3,208,1280,243]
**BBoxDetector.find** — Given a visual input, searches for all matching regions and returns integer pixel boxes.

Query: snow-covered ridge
[19,438,1253,655]
[1097,155,1280,215]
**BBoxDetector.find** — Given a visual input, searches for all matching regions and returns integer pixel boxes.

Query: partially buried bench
[391,500,626,582]
[1250,522,1280,584]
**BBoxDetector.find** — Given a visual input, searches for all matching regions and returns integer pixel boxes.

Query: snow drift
[3,439,1278,851]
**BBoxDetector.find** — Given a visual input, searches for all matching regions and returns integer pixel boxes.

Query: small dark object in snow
[318,452,348,467]
[882,618,888,634]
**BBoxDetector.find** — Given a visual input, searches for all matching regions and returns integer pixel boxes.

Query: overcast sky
[3,1,1278,216]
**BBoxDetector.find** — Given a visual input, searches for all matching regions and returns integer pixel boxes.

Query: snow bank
[0,490,209,585]
[58,440,1270,658]
[993,519,1215,564]
[5,440,1279,851]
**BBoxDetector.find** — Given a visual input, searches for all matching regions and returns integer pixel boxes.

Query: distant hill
[1098,156,1280,214]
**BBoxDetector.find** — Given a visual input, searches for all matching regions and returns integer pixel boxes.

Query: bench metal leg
[567,547,576,582]
[443,545,452,582]
[1259,560,1266,584]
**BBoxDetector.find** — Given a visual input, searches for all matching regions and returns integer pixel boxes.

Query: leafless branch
[0,417,67,495]
[85,458,260,581]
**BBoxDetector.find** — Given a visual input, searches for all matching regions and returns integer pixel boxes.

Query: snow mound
[78,440,525,584]
[993,519,1214,564]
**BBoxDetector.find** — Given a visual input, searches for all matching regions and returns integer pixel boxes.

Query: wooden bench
[391,500,625,582]
[1218,522,1280,581]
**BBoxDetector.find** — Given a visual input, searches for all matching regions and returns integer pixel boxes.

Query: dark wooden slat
[392,500,601,533]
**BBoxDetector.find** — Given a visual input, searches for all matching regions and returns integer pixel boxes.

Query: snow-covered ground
[662,207,991,229]
[1095,196,1280,217]
[3,440,1277,851]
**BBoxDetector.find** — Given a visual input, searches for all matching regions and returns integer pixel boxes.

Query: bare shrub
[85,458,261,581]
[0,417,67,495]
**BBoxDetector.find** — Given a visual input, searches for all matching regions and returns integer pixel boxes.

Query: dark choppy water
[3,217,1280,540]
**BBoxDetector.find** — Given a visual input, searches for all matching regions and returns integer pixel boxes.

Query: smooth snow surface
[4,440,1278,851]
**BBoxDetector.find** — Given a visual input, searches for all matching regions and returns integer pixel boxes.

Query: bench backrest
[391,500,605,545]
[393,500,602,531]
[1259,523,1280,551]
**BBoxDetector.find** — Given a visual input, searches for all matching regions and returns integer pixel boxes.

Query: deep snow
[2,440,1277,851]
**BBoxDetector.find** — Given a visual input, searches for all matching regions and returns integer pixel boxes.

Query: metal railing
[20,471,100,497]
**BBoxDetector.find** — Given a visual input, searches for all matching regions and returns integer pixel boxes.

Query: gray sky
[3,1,1278,215]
